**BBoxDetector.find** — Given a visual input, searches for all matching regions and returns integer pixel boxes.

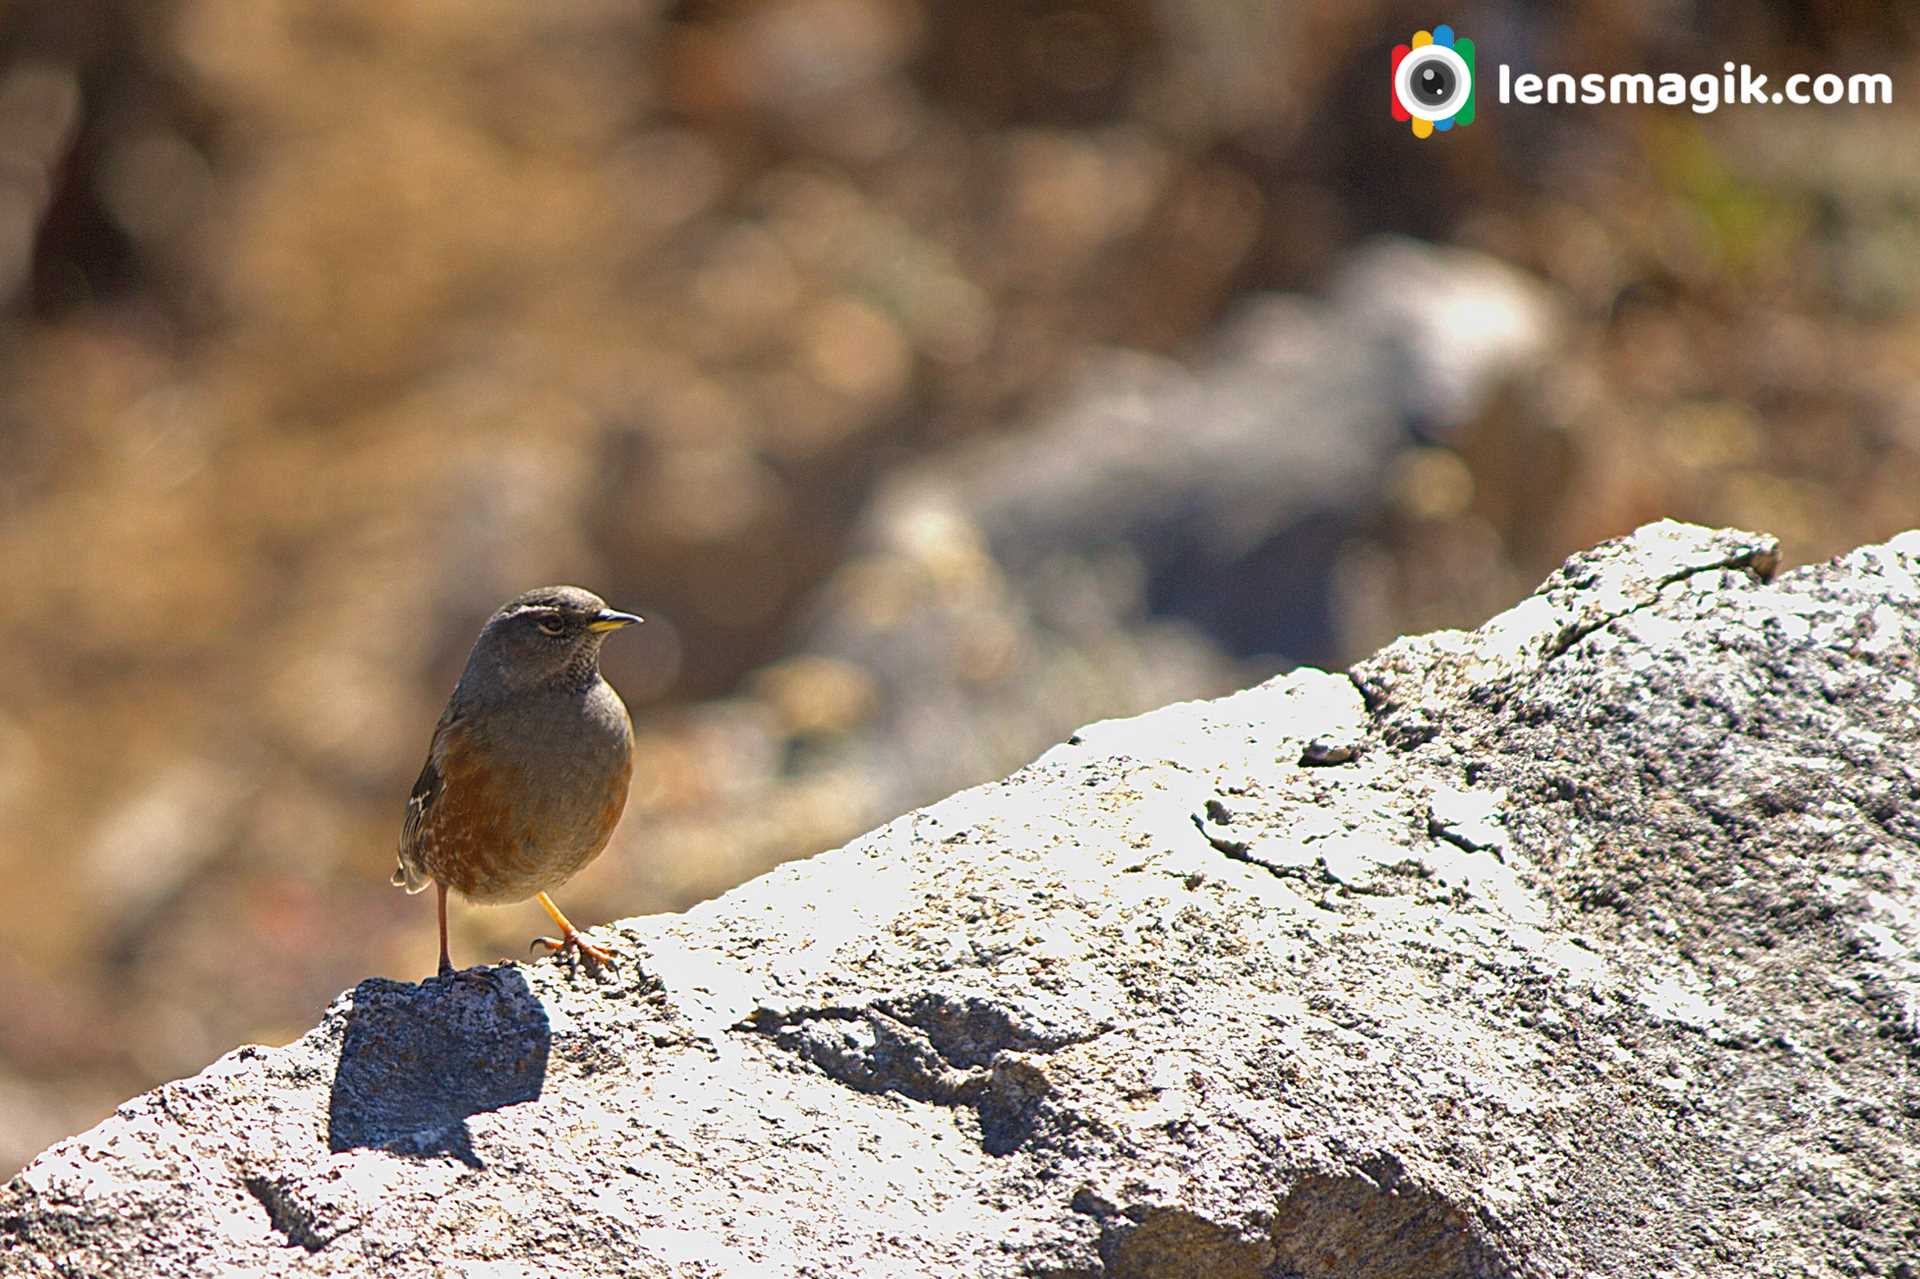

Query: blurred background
[1,0,1916,1175]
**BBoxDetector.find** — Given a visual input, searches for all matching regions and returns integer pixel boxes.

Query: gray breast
[472,678,634,901]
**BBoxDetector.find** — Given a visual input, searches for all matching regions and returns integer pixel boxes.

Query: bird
[393,585,642,978]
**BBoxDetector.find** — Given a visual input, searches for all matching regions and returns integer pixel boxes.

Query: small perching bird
[393,586,641,977]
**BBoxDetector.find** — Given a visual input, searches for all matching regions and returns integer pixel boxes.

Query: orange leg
[437,881,455,979]
[530,892,616,969]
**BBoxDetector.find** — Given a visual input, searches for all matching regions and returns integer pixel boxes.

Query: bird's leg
[437,881,455,979]
[531,892,616,969]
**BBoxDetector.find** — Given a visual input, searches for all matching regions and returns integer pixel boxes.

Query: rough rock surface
[5,520,1918,1278]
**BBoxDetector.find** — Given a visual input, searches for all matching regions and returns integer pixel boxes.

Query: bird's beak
[587,609,643,632]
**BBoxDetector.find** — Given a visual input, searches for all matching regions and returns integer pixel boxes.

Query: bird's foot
[531,930,617,972]
[432,958,492,985]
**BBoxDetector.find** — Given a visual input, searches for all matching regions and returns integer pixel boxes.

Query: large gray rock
[4,520,1917,1278]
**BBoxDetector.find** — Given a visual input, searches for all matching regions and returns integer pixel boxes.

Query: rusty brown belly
[419,733,634,905]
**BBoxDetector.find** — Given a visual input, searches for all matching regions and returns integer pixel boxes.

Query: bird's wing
[392,709,457,893]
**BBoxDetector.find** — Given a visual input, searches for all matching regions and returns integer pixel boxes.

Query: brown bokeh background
[1,0,1916,1175]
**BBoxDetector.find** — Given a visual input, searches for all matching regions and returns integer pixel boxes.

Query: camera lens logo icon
[1391,25,1476,138]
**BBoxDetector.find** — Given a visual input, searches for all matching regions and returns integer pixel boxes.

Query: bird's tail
[392,857,430,894]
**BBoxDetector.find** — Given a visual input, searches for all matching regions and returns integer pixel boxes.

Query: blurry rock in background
[634,239,1556,909]
[0,0,1915,1175]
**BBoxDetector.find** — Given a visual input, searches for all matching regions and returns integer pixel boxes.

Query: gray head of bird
[461,585,642,695]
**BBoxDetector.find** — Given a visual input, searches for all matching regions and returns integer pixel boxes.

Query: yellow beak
[587,609,643,632]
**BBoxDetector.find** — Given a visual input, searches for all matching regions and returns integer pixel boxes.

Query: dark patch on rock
[326,966,550,1166]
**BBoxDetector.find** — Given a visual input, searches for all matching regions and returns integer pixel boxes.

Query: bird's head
[465,585,642,693]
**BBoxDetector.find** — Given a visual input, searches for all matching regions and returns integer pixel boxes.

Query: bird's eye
[536,614,566,636]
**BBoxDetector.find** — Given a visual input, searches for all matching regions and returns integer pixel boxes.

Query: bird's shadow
[326,965,550,1168]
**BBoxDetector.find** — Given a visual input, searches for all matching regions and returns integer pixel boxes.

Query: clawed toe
[529,892,616,973]
[530,931,617,971]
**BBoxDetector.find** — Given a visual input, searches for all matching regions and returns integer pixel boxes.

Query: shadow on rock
[327,966,549,1168]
